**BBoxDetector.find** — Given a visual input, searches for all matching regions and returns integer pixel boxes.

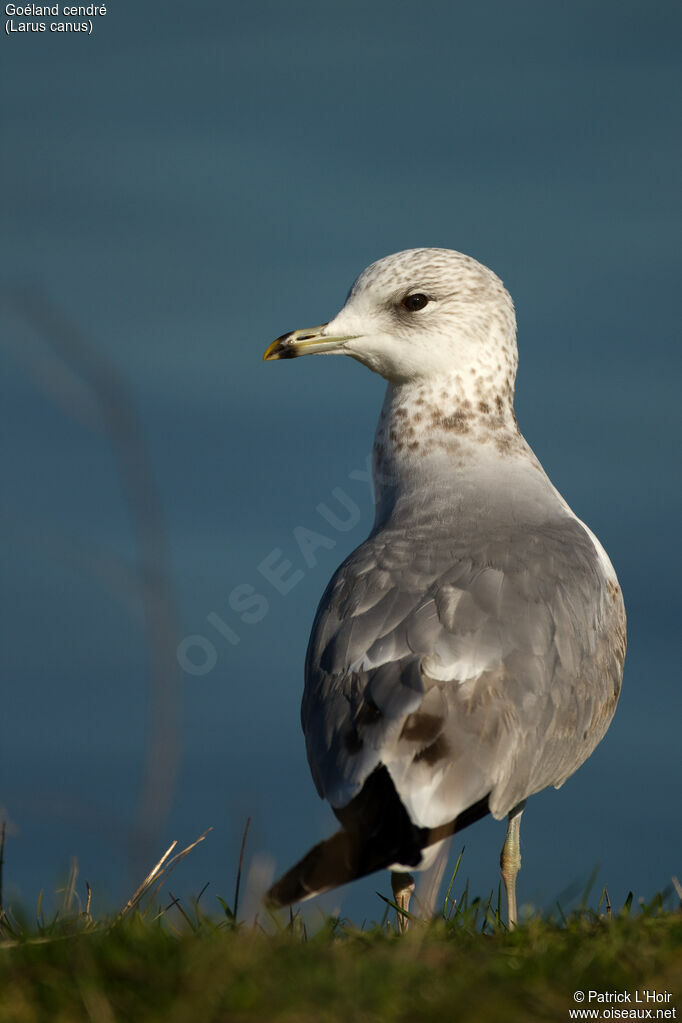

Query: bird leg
[500,802,525,928]
[391,870,415,933]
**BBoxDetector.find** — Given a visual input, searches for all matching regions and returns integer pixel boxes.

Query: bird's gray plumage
[304,511,624,825]
[263,247,626,910]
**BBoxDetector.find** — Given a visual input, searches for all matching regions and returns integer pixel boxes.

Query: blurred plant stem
[4,290,183,885]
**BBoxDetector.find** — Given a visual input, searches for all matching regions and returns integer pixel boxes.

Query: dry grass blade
[61,858,79,916]
[116,828,212,922]
[604,886,612,920]
[672,875,682,903]
[144,829,213,909]
[116,841,178,921]
[167,891,195,931]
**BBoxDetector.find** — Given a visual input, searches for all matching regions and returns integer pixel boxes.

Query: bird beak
[263,324,354,361]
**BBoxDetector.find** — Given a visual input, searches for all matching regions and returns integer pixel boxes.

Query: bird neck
[371,377,530,527]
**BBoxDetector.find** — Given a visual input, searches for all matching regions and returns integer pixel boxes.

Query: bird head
[263,248,518,390]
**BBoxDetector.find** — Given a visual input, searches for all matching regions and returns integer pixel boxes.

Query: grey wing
[302,516,626,827]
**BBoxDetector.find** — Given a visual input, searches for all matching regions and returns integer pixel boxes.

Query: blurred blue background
[1,0,680,921]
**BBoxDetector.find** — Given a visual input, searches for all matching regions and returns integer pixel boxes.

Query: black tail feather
[266,827,387,907]
[266,767,490,908]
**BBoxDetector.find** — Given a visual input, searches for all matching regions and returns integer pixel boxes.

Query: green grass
[1,867,680,1023]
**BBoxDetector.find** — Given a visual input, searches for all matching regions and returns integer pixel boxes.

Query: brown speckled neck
[371,376,545,531]
[374,376,524,469]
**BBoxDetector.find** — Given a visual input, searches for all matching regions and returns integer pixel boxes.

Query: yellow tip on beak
[263,324,353,361]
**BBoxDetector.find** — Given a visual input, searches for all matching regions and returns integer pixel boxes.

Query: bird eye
[401,293,430,312]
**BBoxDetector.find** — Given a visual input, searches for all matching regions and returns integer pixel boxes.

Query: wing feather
[302,514,625,826]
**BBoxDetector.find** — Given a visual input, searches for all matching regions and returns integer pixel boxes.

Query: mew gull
[262,247,626,926]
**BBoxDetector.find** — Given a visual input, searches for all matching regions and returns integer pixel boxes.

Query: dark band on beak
[263,330,302,361]
[263,323,356,362]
